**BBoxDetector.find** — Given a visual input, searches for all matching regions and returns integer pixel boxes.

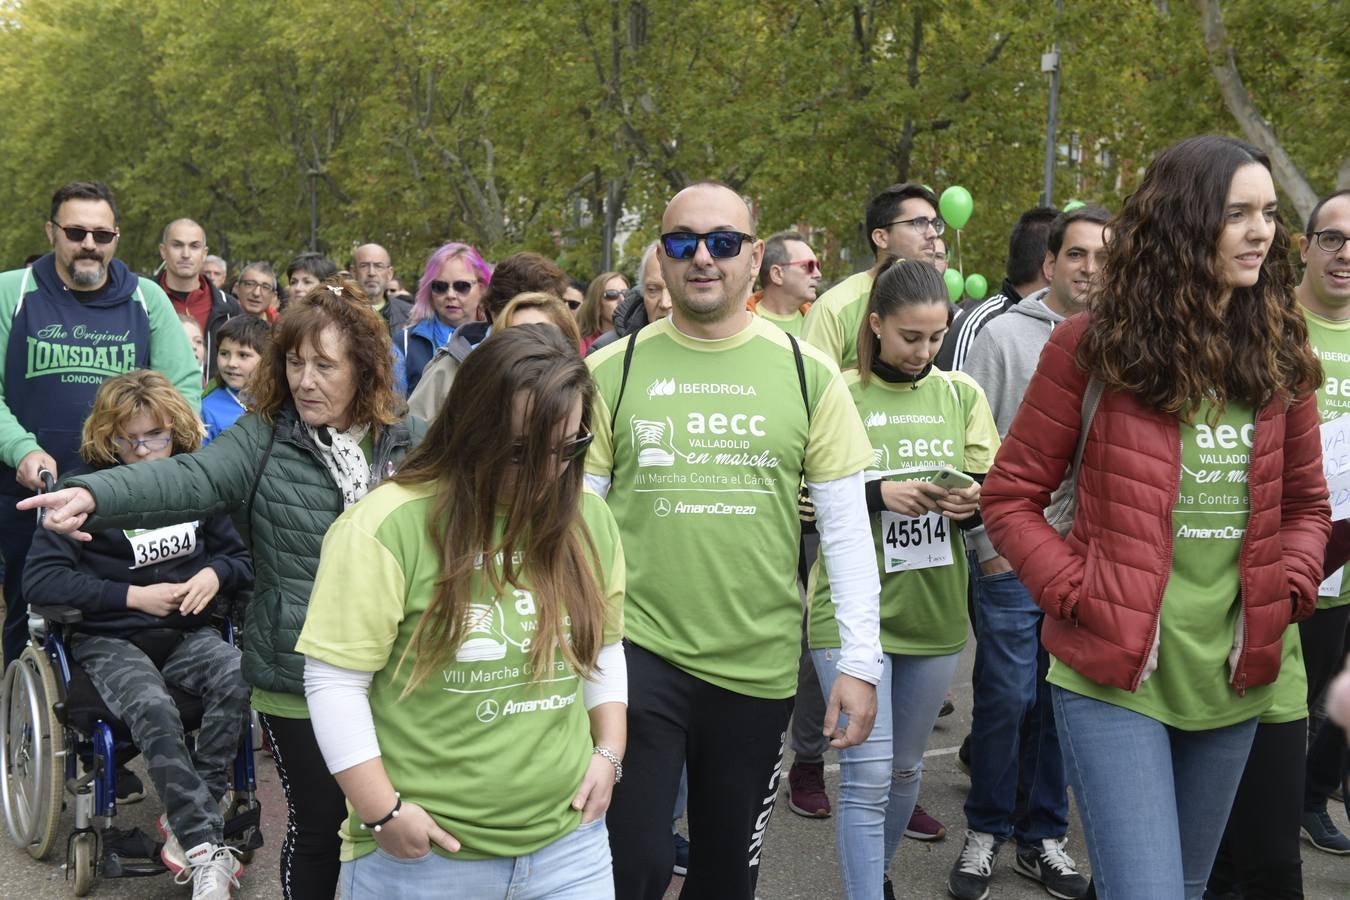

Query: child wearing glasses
[22,369,253,897]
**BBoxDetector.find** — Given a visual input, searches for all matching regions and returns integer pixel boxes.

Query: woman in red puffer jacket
[981,135,1329,900]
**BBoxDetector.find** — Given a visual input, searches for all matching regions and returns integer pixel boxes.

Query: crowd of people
[3,132,1350,900]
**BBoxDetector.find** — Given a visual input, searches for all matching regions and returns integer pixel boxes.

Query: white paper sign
[880,511,954,573]
[1319,567,1344,599]
[1320,415,1350,522]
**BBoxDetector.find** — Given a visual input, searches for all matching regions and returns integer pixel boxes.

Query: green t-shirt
[1262,624,1308,724]
[753,305,806,336]
[1304,308,1350,609]
[1049,401,1272,730]
[808,368,999,655]
[586,315,872,698]
[294,482,626,862]
[800,270,874,369]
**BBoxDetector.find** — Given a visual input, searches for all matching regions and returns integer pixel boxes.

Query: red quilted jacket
[982,315,1330,693]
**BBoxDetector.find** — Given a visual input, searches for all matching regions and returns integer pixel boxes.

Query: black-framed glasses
[430,279,476,296]
[660,230,755,260]
[113,433,173,454]
[237,278,275,294]
[1312,230,1348,254]
[883,216,945,236]
[51,221,119,245]
[602,288,626,300]
[510,429,594,465]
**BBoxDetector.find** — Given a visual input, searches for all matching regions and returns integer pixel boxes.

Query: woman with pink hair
[393,243,492,396]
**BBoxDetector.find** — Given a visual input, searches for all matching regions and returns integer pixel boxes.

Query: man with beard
[158,218,242,378]
[352,242,411,334]
[586,181,882,899]
[0,181,200,666]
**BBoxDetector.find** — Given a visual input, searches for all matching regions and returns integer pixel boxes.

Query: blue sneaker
[1301,807,1350,854]
[672,830,689,876]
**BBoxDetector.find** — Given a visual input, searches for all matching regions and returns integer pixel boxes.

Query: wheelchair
[1,604,263,895]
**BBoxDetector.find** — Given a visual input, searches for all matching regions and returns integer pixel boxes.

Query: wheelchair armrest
[28,604,84,625]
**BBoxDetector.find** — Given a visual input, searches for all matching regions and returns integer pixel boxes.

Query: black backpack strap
[787,333,810,423]
[244,421,278,542]
[607,332,639,483]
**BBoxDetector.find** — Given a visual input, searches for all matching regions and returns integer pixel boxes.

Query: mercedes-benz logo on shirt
[654,497,672,517]
[476,699,500,723]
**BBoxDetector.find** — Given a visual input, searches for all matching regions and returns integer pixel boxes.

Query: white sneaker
[158,813,186,874]
[174,842,242,900]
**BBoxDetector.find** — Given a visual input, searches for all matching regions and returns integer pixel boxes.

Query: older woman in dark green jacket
[25,279,427,900]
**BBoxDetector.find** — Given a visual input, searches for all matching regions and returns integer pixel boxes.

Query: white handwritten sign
[1321,415,1350,522]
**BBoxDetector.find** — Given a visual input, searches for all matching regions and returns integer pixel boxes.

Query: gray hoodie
[960,288,1069,562]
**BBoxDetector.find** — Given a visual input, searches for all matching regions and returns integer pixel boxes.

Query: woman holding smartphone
[807,259,998,899]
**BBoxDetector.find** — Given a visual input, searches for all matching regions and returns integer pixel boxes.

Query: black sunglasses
[660,230,754,260]
[565,298,582,310]
[430,279,475,296]
[52,222,119,245]
[602,289,626,300]
[510,430,594,465]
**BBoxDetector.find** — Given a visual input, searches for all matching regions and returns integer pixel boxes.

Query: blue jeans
[1052,686,1258,899]
[814,648,960,900]
[964,564,1069,844]
[338,816,613,900]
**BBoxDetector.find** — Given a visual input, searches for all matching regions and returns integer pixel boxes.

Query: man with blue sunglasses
[586,180,883,900]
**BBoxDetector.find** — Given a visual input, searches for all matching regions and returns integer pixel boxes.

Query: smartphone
[928,466,975,491]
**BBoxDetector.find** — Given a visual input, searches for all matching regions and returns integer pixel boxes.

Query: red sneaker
[904,804,947,841]
[785,761,832,818]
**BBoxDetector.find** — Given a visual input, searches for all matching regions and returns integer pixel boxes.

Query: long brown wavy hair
[391,325,606,693]
[1077,135,1320,417]
[251,275,402,431]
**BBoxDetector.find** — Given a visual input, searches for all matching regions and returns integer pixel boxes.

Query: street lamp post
[307,168,320,252]
[1040,0,1064,207]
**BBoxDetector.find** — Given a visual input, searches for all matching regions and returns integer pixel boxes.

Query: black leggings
[1207,718,1305,899]
[259,713,348,900]
[608,641,794,900]
[1301,605,1350,810]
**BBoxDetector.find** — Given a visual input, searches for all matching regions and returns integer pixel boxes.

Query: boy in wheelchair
[22,370,253,899]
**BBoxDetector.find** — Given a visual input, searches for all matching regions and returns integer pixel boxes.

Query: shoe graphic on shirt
[870,444,891,471]
[632,417,677,467]
[456,603,508,662]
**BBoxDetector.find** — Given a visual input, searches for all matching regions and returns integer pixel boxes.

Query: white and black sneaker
[1013,838,1090,899]
[948,830,999,900]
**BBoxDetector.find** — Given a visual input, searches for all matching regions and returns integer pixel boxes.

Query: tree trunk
[1195,0,1318,224]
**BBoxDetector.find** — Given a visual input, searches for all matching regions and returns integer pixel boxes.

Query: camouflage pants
[70,628,248,849]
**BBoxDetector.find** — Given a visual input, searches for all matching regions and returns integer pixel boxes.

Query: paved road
[3,639,1349,898]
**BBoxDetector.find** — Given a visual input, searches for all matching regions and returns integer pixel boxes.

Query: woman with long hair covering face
[296,326,627,897]
[25,276,428,900]
[979,135,1330,899]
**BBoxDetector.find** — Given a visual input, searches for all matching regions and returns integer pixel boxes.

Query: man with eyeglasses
[352,243,411,334]
[747,230,819,337]
[0,181,201,667]
[158,218,243,379]
[233,262,280,324]
[586,181,882,900]
[1292,189,1350,858]
[802,182,942,370]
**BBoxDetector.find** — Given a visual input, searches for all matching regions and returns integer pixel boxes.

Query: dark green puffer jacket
[68,405,426,697]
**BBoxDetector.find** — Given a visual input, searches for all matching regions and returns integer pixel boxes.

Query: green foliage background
[0,0,1343,289]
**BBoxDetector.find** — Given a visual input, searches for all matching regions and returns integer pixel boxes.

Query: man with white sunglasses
[0,180,200,667]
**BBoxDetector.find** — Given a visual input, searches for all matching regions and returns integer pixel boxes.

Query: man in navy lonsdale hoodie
[0,181,201,665]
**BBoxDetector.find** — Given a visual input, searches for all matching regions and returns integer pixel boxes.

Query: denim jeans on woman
[814,647,960,899]
[1051,686,1257,900]
[338,815,613,900]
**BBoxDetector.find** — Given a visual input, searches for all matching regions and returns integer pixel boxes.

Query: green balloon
[965,274,988,301]
[940,185,974,230]
[1063,199,1086,212]
[943,268,964,303]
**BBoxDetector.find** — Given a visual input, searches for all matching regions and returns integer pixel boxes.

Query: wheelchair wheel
[70,831,96,896]
[1,647,66,859]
